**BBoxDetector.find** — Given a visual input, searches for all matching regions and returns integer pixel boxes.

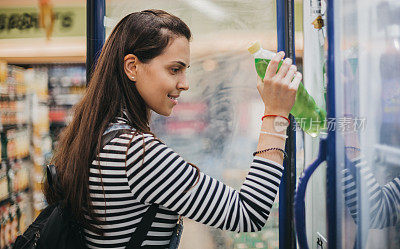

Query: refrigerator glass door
[334,0,400,248]
[302,0,329,248]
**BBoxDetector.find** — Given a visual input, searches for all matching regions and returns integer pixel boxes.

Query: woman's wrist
[345,146,361,161]
[261,111,290,134]
[264,108,290,118]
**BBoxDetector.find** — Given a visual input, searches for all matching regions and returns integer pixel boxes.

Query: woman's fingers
[259,51,301,115]
[264,51,285,79]
[283,65,297,84]
[289,72,302,90]
[275,58,293,80]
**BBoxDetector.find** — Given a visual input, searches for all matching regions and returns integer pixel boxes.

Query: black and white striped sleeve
[342,156,400,228]
[123,132,284,233]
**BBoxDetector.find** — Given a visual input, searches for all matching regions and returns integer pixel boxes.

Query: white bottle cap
[248,41,261,54]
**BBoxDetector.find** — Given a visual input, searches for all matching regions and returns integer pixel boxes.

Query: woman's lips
[168,95,178,105]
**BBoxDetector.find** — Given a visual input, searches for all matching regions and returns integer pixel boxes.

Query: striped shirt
[84,118,284,248]
[343,156,400,228]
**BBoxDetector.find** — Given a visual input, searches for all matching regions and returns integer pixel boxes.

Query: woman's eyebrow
[173,61,190,68]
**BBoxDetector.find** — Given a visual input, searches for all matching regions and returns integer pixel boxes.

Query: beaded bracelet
[253,147,288,159]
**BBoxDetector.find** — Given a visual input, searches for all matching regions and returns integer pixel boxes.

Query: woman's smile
[168,94,179,105]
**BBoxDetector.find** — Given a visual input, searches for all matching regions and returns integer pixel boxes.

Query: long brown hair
[44,9,200,234]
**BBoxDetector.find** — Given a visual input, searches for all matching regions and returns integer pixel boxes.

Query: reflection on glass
[338,0,400,248]
[342,129,400,227]
[379,23,400,147]
[341,129,400,248]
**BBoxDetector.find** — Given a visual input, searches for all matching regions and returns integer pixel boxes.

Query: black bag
[12,165,86,249]
[13,126,182,249]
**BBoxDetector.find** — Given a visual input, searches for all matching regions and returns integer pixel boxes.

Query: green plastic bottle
[248,41,327,137]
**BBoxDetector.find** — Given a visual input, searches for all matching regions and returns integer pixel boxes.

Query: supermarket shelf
[0,37,86,64]
[0,94,27,101]
[0,187,31,207]
[8,155,31,164]
[0,123,29,132]
[50,121,67,127]
[50,103,75,107]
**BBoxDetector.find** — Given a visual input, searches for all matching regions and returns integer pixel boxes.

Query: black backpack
[12,164,87,249]
[13,128,160,249]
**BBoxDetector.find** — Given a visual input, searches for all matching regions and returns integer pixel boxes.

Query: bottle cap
[248,41,261,54]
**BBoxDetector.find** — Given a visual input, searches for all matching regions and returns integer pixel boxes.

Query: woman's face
[130,36,191,116]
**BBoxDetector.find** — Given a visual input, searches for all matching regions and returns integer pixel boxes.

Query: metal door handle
[295,138,328,249]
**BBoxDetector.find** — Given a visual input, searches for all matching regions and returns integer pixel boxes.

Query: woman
[44,9,301,249]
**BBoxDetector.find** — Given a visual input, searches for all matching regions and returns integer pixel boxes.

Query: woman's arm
[120,132,284,232]
[343,156,400,228]
[342,127,400,228]
[255,52,300,164]
[255,109,288,164]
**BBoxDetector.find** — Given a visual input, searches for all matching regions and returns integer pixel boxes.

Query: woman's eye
[171,68,180,74]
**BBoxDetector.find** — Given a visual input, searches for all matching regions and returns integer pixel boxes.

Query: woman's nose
[177,78,189,91]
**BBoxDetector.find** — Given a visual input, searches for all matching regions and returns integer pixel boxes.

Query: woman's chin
[154,108,173,117]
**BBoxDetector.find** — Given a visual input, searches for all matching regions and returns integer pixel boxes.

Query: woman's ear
[124,54,139,81]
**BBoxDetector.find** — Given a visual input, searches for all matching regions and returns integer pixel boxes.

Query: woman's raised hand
[257,51,302,117]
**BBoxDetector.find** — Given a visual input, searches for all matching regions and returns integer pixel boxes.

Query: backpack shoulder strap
[101,122,134,148]
[126,204,159,249]
[101,128,132,148]
[101,125,160,249]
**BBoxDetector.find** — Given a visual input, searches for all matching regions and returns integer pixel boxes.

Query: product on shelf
[0,202,26,248]
[47,65,86,145]
[0,176,7,201]
[28,69,51,216]
[11,160,30,193]
[1,62,87,246]
[9,204,18,245]
[0,61,7,87]
[0,65,27,98]
[0,161,7,202]
[25,68,48,103]
[4,131,29,164]
[31,105,51,215]
[0,62,35,247]
[15,193,32,237]
[1,205,9,248]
